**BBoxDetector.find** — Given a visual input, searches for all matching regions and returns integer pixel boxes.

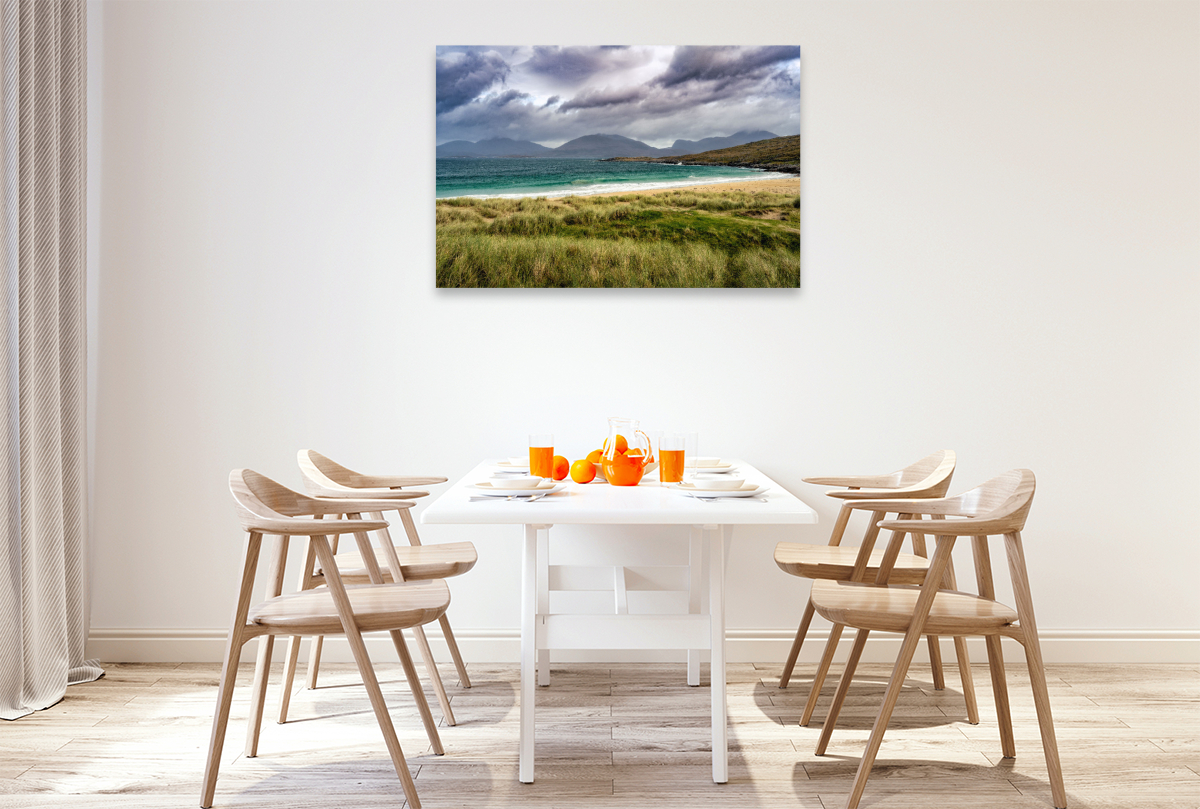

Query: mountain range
[436,130,779,160]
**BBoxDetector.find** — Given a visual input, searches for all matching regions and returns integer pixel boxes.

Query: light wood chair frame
[775,451,979,727]
[279,450,473,729]
[204,470,450,809]
[810,469,1066,809]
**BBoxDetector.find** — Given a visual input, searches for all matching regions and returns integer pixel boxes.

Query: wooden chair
[809,469,1066,809]
[775,450,978,727]
[203,469,450,809]
[274,450,475,728]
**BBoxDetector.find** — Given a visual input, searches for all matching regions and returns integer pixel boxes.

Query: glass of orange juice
[658,432,686,483]
[529,433,554,478]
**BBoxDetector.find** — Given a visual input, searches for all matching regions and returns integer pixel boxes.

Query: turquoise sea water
[435,157,785,199]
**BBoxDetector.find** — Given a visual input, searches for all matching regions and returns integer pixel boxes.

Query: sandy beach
[593,174,800,198]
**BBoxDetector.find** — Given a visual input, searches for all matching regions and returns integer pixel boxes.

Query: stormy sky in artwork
[436,46,801,148]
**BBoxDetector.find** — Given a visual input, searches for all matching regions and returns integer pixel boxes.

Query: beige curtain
[0,0,98,721]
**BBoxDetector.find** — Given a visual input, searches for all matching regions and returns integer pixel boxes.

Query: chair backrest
[827,450,956,502]
[298,450,373,491]
[939,469,1036,534]
[229,468,318,530]
[296,449,445,498]
[895,450,956,488]
[874,469,1036,537]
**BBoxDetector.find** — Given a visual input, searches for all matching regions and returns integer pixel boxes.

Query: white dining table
[420,459,818,784]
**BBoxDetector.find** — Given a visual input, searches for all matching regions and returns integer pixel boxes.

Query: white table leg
[537,526,550,687]
[688,527,703,687]
[710,524,730,783]
[520,524,538,783]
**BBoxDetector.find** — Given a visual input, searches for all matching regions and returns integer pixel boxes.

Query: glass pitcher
[602,416,655,486]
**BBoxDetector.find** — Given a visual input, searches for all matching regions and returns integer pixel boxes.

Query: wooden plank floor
[1,660,1197,808]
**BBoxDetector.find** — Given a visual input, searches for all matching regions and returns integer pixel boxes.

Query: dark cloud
[436,50,510,114]
[435,46,801,147]
[558,85,647,112]
[657,46,802,88]
[520,46,647,84]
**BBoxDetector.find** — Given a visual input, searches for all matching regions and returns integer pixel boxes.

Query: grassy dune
[436,189,801,288]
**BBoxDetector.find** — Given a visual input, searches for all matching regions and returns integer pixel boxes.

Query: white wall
[87,0,1200,663]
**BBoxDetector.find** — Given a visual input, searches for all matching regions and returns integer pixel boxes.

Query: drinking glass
[528,433,554,478]
[658,432,686,483]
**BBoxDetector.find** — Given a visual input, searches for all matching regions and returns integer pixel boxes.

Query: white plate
[673,482,768,499]
[688,465,737,475]
[495,460,529,471]
[686,459,733,471]
[472,480,563,496]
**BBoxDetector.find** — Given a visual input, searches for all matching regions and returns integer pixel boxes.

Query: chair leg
[1006,532,1067,809]
[953,635,979,724]
[779,597,816,689]
[244,635,275,757]
[801,622,843,726]
[840,535,957,809]
[985,634,1015,756]
[244,535,288,757]
[201,533,262,809]
[940,555,979,722]
[305,635,325,688]
[277,634,303,723]
[311,535,424,808]
[925,635,946,690]
[412,623,457,726]
[389,628,445,756]
[815,628,870,755]
[200,632,248,808]
[842,625,924,809]
[439,613,472,688]
[353,631,423,808]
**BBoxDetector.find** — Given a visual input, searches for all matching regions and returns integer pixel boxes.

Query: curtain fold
[0,0,98,721]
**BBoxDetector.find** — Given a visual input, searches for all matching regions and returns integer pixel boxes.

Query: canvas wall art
[435,46,801,289]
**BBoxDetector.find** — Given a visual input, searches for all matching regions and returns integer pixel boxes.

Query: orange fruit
[551,455,569,481]
[586,448,604,464]
[602,435,629,455]
[570,459,597,484]
[626,448,644,456]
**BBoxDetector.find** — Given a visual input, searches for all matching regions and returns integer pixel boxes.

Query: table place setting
[469,476,566,502]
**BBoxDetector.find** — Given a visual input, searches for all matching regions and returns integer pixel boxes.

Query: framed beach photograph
[435,46,801,288]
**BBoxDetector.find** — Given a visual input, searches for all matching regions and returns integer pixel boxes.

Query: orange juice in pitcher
[601,417,655,486]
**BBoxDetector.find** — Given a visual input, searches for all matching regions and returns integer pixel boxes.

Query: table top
[420,459,819,526]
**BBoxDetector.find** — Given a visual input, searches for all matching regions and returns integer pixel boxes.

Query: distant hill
[551,134,671,159]
[437,137,554,157]
[669,130,777,154]
[605,135,801,174]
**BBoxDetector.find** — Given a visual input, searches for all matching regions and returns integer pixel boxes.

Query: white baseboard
[88,626,1200,665]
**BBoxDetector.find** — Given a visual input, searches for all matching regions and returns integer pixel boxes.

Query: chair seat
[318,541,477,583]
[774,542,931,585]
[249,580,451,635]
[810,580,1018,636]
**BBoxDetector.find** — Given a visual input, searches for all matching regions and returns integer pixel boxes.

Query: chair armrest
[839,496,958,514]
[803,474,898,488]
[878,516,1008,536]
[249,517,389,536]
[310,488,429,500]
[308,497,416,516]
[828,486,940,501]
[357,474,448,488]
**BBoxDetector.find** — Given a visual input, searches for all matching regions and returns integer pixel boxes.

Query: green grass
[436,189,801,288]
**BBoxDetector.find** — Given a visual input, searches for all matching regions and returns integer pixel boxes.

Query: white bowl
[498,476,543,489]
[691,476,745,491]
[688,457,723,468]
[508,456,529,466]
